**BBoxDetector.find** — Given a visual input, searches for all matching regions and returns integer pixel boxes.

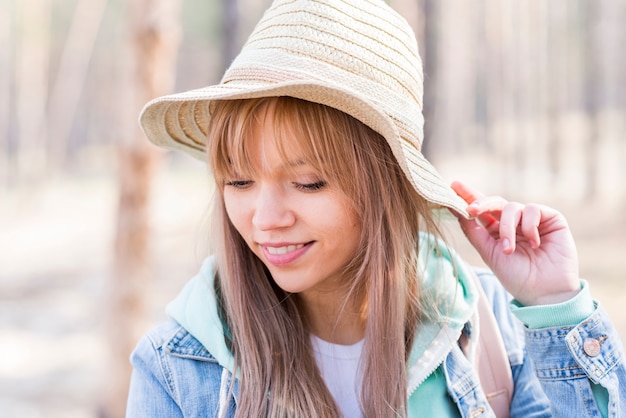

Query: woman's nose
[252,184,295,231]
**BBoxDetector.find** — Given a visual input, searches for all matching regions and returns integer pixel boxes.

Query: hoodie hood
[407,233,479,391]
[166,258,235,373]
[166,233,478,382]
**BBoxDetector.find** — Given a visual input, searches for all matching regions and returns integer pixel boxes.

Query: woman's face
[222,113,362,302]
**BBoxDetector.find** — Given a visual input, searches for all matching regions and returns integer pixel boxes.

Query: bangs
[207,98,268,181]
[207,97,366,197]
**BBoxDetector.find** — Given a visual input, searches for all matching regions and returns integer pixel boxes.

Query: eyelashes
[294,181,327,191]
[224,180,252,189]
[223,180,327,192]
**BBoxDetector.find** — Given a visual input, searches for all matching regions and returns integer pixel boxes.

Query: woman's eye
[294,181,327,192]
[224,180,253,189]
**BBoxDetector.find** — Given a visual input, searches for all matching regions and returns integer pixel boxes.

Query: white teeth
[267,244,304,255]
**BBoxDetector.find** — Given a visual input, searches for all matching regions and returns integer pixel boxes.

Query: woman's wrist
[510,280,595,329]
[522,286,581,306]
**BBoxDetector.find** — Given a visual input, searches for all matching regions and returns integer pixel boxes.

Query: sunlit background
[1,0,624,416]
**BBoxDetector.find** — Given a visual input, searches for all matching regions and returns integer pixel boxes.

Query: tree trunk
[0,4,13,186]
[222,0,239,73]
[14,0,51,184]
[418,0,437,159]
[46,0,107,171]
[102,1,181,417]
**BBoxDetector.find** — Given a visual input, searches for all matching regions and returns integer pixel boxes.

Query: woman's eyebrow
[267,159,307,171]
[284,159,306,168]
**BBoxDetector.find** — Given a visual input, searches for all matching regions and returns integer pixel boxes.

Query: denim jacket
[127,254,625,417]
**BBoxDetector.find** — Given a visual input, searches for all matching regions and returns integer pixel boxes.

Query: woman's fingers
[471,202,502,238]
[451,182,501,237]
[499,202,533,253]
[450,181,481,204]
[451,182,580,305]
[452,181,545,253]
[520,204,542,249]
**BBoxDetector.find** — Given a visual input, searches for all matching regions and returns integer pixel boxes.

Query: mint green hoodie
[166,234,476,416]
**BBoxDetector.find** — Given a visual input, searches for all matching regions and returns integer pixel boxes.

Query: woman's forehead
[227,110,315,172]
[217,97,349,176]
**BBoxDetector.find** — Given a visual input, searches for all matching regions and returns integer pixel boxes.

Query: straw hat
[139,0,468,217]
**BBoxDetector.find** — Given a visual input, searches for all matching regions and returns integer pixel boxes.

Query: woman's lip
[260,242,313,266]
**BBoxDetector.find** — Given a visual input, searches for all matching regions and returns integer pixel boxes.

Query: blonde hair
[206,97,442,417]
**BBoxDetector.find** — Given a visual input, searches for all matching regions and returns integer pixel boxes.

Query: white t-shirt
[311,335,364,418]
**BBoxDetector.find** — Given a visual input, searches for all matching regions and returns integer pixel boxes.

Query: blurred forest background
[0,0,624,416]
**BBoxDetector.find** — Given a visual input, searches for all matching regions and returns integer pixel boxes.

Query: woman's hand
[451,181,580,306]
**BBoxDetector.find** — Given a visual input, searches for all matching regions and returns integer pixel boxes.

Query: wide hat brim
[139,0,469,218]
[140,78,469,218]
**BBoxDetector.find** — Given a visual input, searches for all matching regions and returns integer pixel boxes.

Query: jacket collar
[165,257,235,370]
[406,233,478,392]
[164,323,215,361]
[165,234,478,385]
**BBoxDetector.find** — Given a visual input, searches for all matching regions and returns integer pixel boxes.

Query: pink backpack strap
[469,269,514,418]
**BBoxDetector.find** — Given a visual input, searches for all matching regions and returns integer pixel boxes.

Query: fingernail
[467,203,479,214]
[502,238,511,252]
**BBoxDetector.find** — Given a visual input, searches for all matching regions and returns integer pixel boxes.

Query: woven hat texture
[139,0,468,216]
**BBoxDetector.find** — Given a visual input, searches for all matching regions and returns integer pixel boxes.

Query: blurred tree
[222,0,239,73]
[388,0,437,159]
[584,0,601,200]
[14,0,51,183]
[103,0,181,416]
[583,0,624,205]
[46,0,107,170]
[0,3,12,186]
[419,0,438,159]
[546,0,567,187]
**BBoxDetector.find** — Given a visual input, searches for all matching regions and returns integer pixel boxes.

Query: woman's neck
[298,290,366,345]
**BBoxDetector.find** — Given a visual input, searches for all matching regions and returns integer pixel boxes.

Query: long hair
[206,97,442,417]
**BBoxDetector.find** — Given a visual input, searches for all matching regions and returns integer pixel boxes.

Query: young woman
[128,0,625,416]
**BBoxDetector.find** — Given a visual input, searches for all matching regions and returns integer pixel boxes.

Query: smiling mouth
[261,242,313,266]
[266,244,305,255]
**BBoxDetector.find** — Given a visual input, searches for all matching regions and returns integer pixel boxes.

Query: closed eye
[224,180,253,189]
[294,181,327,192]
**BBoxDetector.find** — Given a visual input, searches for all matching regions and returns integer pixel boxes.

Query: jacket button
[583,338,601,357]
